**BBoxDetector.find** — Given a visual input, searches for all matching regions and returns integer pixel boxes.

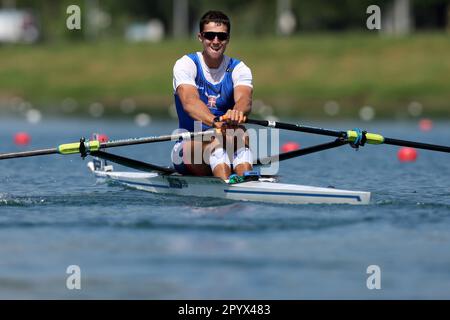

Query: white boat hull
[88,162,370,205]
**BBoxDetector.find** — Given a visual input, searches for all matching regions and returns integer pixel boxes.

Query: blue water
[0,117,449,299]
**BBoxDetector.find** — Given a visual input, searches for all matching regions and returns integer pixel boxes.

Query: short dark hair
[199,11,230,34]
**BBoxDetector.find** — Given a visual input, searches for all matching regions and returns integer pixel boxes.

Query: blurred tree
[8,0,450,42]
[414,0,449,29]
[291,0,390,31]
[192,0,276,36]
[173,0,188,38]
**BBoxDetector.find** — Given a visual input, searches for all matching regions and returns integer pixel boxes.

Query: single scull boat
[87,160,371,205]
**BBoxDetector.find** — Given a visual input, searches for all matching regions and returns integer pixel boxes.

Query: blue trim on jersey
[175,53,241,132]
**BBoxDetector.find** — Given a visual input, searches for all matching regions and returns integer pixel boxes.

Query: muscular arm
[177,84,216,127]
[233,85,253,115]
[221,85,253,124]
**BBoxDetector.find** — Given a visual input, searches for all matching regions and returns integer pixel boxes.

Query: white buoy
[89,102,105,118]
[359,106,375,121]
[26,109,42,124]
[324,100,340,116]
[135,113,152,127]
[407,101,423,117]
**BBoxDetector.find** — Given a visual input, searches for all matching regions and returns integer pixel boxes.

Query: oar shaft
[384,137,450,153]
[0,148,57,160]
[100,130,213,149]
[246,119,344,138]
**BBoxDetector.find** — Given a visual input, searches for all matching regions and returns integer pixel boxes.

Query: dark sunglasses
[201,32,229,41]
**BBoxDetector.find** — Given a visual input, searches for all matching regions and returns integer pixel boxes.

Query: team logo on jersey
[205,92,220,110]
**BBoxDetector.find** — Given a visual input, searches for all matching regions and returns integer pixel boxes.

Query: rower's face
[198,22,229,60]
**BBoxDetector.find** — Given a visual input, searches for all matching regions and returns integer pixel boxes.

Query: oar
[0,130,215,160]
[246,118,450,153]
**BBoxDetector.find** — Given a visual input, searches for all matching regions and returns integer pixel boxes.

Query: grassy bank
[1,33,449,118]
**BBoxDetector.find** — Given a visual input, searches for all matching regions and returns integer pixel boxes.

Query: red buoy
[14,132,31,145]
[398,147,417,162]
[419,118,433,132]
[281,142,300,153]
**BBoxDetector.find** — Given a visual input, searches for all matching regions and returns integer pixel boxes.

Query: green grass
[1,33,449,118]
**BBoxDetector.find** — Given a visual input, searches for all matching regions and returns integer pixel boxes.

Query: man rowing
[171,10,254,180]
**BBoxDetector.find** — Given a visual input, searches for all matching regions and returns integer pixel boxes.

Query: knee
[233,147,253,168]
